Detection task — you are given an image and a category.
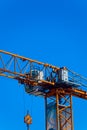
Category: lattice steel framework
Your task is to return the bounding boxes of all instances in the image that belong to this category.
[56,93,73,130]
[45,90,73,130]
[0,50,87,130]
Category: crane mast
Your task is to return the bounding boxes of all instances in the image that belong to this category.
[0,50,87,130]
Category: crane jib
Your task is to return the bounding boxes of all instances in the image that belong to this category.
[0,50,87,98]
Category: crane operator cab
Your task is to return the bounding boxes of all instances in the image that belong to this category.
[30,69,44,80]
[24,69,44,95]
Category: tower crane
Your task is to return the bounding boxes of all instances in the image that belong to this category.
[0,50,87,130]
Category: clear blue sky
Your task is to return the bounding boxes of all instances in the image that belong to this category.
[0,0,87,130]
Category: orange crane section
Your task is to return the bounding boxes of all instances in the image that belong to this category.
[0,50,87,130]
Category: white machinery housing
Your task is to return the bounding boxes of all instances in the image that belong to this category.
[58,68,68,82]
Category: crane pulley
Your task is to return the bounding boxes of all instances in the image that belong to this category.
[24,111,32,130]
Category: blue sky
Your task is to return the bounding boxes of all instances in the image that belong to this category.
[0,0,87,130]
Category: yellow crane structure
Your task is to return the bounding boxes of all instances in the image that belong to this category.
[0,50,87,130]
